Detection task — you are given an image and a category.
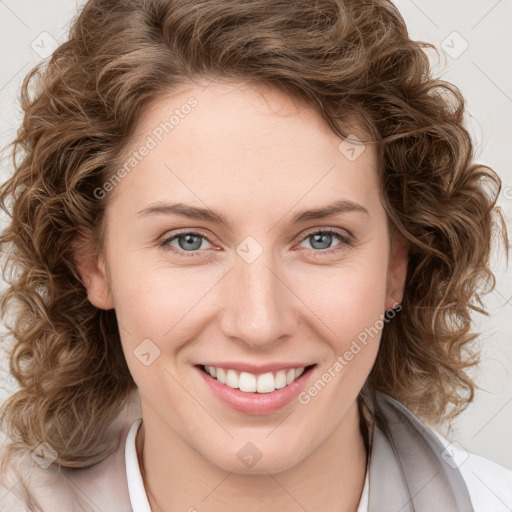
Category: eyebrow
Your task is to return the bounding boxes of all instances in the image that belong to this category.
[136,199,369,228]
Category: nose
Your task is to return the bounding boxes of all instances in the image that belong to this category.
[218,247,297,349]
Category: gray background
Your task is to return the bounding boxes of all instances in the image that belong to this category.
[0,0,511,469]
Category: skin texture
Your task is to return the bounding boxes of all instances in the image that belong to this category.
[75,81,408,512]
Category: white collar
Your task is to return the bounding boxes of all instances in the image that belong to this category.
[125,418,151,512]
[125,418,369,512]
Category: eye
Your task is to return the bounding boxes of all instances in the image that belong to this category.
[160,230,214,257]
[296,228,353,256]
[159,228,354,258]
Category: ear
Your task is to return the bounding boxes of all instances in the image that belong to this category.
[385,228,408,311]
[72,231,114,310]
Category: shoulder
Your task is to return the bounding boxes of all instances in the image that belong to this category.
[432,429,512,512]
[0,418,134,512]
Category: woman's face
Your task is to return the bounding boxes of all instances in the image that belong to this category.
[79,80,407,474]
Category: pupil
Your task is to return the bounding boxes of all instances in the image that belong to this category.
[180,234,201,251]
[312,233,331,250]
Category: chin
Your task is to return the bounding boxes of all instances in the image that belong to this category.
[205,442,308,475]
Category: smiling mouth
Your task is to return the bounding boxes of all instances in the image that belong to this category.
[197,364,316,394]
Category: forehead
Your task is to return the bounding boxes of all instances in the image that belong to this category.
[131,80,371,158]
[108,81,380,218]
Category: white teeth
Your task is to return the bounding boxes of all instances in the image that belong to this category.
[239,372,257,392]
[256,372,275,393]
[204,365,308,393]
[216,367,226,384]
[225,369,239,389]
[275,370,287,389]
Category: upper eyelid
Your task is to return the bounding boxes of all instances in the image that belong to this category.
[300,226,352,239]
[161,228,214,244]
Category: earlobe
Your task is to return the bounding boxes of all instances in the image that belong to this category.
[385,230,409,311]
[72,233,114,310]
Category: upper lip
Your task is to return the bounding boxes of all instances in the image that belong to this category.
[198,362,315,375]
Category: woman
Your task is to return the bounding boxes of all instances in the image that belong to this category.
[0,0,510,511]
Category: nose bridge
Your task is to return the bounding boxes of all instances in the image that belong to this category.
[220,242,295,347]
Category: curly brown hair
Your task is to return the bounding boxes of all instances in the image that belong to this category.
[0,0,508,509]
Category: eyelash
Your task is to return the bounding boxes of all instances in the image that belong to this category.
[159,228,354,258]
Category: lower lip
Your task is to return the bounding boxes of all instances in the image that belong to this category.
[196,365,315,415]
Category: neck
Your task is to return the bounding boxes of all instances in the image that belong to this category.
[136,401,368,512]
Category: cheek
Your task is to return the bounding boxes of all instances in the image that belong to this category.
[294,254,389,346]
[107,255,229,390]
[107,246,208,329]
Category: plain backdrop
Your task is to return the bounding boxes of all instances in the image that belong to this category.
[0,0,511,470]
